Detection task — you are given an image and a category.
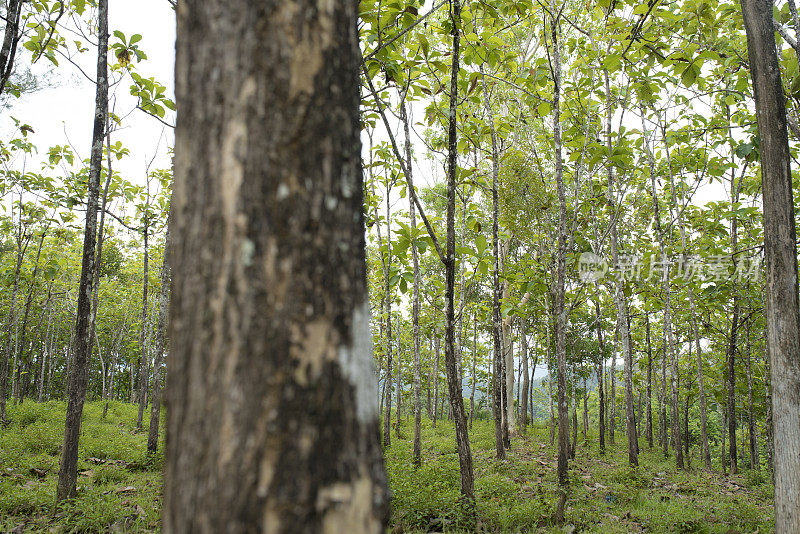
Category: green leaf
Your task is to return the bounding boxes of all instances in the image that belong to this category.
[537,102,551,117]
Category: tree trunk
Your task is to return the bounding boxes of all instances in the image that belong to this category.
[520,322,529,430]
[483,64,505,461]
[660,117,711,470]
[444,0,474,502]
[645,312,653,449]
[404,99,422,468]
[137,215,150,430]
[147,226,170,454]
[740,1,800,527]
[550,7,570,490]
[726,109,740,474]
[0,221,28,423]
[383,191,393,447]
[433,332,439,429]
[594,293,606,454]
[469,315,477,428]
[56,0,108,501]
[164,1,388,529]
[745,316,758,470]
[0,0,23,97]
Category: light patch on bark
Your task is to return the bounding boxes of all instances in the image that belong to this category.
[290,318,336,385]
[276,0,335,96]
[257,447,277,498]
[338,300,378,424]
[318,474,380,534]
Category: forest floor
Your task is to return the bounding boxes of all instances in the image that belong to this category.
[386,416,774,533]
[0,402,774,533]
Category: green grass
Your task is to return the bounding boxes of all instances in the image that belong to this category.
[0,400,163,533]
[0,401,775,533]
[383,416,775,533]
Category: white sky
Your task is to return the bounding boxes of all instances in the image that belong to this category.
[5,0,176,192]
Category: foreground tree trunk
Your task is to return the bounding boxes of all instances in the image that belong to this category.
[164,1,388,530]
[56,0,108,502]
[741,1,800,529]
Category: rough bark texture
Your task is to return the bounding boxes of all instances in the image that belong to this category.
[165,1,388,531]
[444,0,474,502]
[55,0,108,501]
[551,10,569,489]
[741,0,800,529]
[0,0,23,96]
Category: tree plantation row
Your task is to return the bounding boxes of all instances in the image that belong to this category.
[0,0,799,532]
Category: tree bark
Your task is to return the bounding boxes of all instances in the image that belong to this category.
[483,64,505,461]
[444,0,474,502]
[164,0,388,530]
[740,0,800,528]
[550,6,570,490]
[56,0,108,502]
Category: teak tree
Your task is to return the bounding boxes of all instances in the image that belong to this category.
[164,0,388,531]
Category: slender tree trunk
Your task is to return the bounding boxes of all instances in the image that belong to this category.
[520,322,529,430]
[660,118,711,469]
[740,3,800,527]
[483,65,505,461]
[550,7,570,490]
[594,292,606,454]
[645,112,682,468]
[645,312,653,449]
[56,0,108,501]
[137,214,150,430]
[726,107,740,474]
[0,0,23,97]
[444,0,474,501]
[469,315,476,428]
[433,333,439,429]
[147,226,170,454]
[164,1,388,529]
[15,231,46,404]
[404,100,422,468]
[745,316,758,470]
[383,192,393,447]
[610,327,616,445]
[0,225,27,423]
